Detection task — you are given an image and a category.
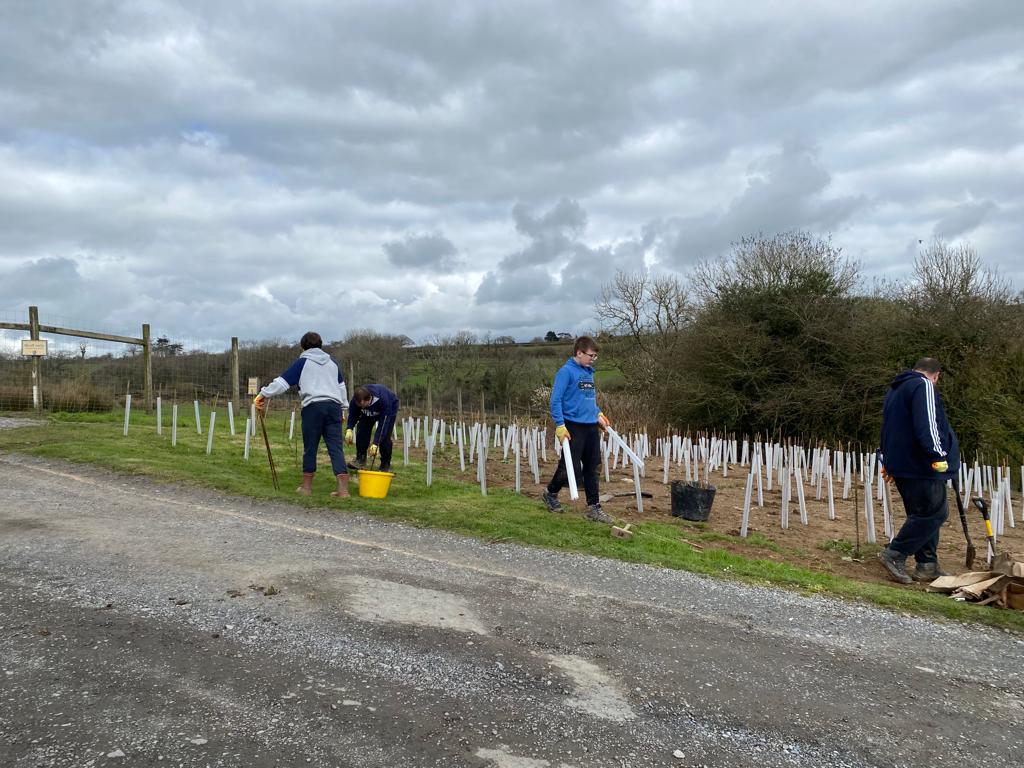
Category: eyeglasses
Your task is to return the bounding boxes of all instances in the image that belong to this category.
[581,351,598,359]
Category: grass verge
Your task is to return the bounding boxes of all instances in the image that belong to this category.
[2,410,1022,633]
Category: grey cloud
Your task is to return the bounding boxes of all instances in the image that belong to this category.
[657,142,867,267]
[0,256,81,304]
[933,200,997,240]
[383,232,460,270]
[475,266,555,305]
[513,198,587,239]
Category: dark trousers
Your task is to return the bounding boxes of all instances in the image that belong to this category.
[356,416,393,470]
[301,400,346,475]
[891,477,948,564]
[547,420,601,506]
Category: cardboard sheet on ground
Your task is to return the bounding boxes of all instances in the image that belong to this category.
[926,553,1024,610]
[957,575,1009,599]
[926,572,1001,593]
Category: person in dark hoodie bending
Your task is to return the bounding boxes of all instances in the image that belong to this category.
[254,332,350,498]
[346,384,399,472]
[878,357,960,584]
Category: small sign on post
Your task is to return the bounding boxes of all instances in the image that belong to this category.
[247,377,260,396]
[21,339,48,356]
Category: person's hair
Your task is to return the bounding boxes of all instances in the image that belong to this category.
[913,357,941,374]
[300,332,323,350]
[574,335,599,355]
[353,386,372,403]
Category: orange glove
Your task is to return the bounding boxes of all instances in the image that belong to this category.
[597,411,610,430]
[931,460,948,473]
[880,465,891,483]
[555,424,570,443]
[253,394,267,414]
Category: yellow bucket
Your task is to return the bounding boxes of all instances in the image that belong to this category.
[357,469,395,499]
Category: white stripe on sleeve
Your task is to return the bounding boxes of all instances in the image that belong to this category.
[923,379,946,457]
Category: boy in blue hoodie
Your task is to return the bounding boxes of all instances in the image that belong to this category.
[254,332,349,498]
[542,336,613,523]
[878,357,960,583]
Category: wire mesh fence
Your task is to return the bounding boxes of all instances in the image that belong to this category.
[0,307,579,421]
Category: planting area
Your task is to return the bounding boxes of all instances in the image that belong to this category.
[481,453,1024,587]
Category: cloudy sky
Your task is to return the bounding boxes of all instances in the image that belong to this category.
[1,0,1021,346]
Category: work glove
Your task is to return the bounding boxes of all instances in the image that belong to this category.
[368,443,379,457]
[880,466,891,483]
[345,428,354,445]
[597,411,611,430]
[253,394,267,414]
[555,424,570,443]
[931,460,948,473]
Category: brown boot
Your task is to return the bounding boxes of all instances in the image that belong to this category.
[296,472,314,496]
[331,473,350,498]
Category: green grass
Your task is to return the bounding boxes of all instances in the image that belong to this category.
[3,410,1023,633]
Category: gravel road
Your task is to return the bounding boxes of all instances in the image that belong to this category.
[2,452,1022,767]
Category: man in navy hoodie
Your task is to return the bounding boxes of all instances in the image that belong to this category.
[878,357,960,583]
[346,384,400,472]
[254,332,349,498]
[542,335,613,523]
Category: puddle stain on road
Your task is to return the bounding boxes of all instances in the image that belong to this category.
[345,576,489,635]
[544,653,636,722]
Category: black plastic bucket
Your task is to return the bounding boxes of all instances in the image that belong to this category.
[671,481,717,522]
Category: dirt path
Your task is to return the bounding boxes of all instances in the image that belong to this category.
[2,453,1023,767]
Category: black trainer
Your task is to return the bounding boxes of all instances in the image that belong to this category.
[585,503,612,524]
[878,548,913,584]
[542,490,562,513]
[913,562,951,582]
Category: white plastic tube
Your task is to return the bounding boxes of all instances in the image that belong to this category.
[562,437,579,500]
[604,426,644,470]
[740,471,754,538]
[457,425,465,471]
[206,411,216,455]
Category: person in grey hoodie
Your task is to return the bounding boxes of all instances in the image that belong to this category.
[254,331,350,497]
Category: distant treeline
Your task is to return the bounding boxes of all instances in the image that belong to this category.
[596,232,1024,462]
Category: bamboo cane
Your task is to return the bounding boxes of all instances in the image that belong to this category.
[257,408,280,490]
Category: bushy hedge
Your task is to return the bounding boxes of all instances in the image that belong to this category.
[597,234,1024,462]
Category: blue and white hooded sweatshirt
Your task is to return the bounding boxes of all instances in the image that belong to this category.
[550,357,599,425]
[259,348,347,409]
[880,370,959,481]
[346,384,399,445]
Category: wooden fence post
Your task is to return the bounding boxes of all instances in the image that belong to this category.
[231,336,240,406]
[29,306,41,410]
[142,323,153,412]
